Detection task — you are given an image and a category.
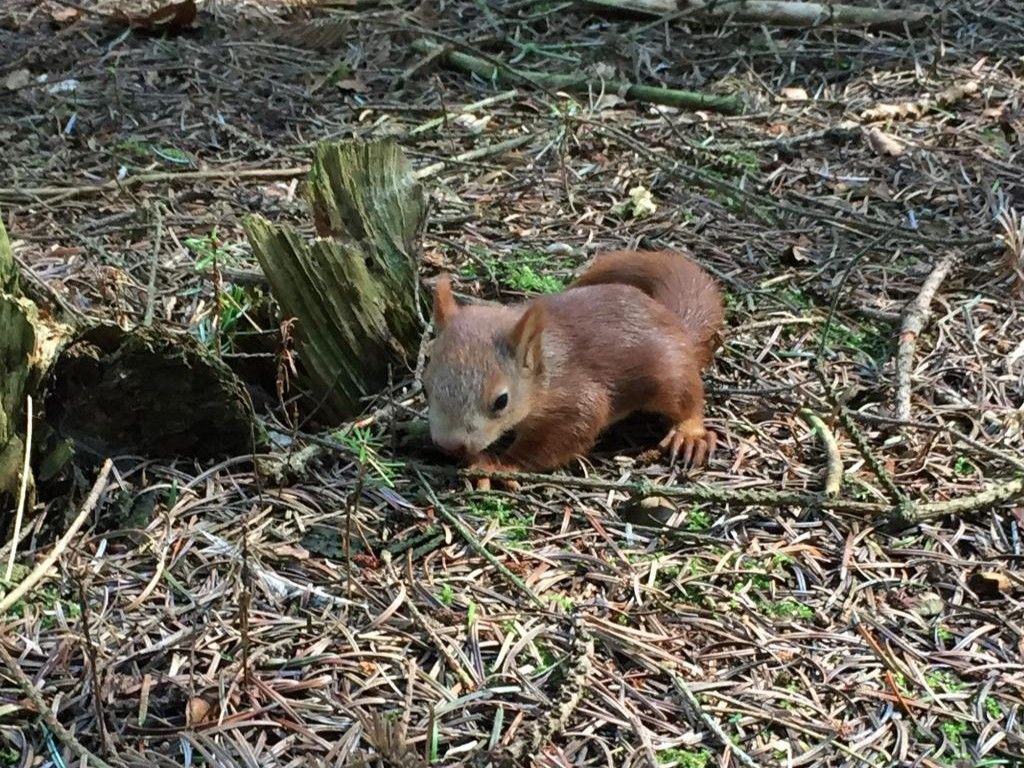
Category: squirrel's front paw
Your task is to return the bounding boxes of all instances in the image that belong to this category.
[659,421,716,469]
[467,455,522,492]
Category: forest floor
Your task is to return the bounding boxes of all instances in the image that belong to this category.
[2,0,1024,766]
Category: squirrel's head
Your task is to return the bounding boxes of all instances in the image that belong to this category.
[423,275,546,459]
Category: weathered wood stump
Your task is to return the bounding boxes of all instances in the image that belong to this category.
[0,214,258,525]
[243,138,427,421]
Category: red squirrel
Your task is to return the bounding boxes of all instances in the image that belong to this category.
[423,249,724,487]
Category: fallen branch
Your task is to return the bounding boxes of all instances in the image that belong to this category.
[414,468,545,609]
[893,253,959,422]
[486,621,593,767]
[0,459,112,616]
[411,38,744,114]
[0,640,116,768]
[663,664,757,768]
[798,407,843,497]
[0,166,309,203]
[912,476,1024,525]
[582,0,930,31]
[460,465,1023,528]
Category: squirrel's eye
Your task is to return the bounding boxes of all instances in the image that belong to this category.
[492,392,509,413]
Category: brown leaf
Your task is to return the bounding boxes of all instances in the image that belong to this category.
[865,127,906,157]
[110,0,197,31]
[186,696,213,726]
[968,570,1012,599]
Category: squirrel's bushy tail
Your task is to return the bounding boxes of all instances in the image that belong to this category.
[570,249,724,367]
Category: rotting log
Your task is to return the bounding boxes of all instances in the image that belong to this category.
[581,0,930,31]
[243,139,427,421]
[0,212,260,523]
[43,325,257,462]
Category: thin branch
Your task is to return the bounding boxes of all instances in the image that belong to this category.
[5,395,33,582]
[894,253,959,422]
[0,459,113,616]
[798,407,843,497]
[0,641,117,768]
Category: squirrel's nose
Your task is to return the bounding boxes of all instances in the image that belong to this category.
[436,438,468,457]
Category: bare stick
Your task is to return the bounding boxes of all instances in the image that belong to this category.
[5,395,33,582]
[798,407,843,497]
[0,166,309,202]
[582,0,929,31]
[894,253,959,422]
[663,664,757,768]
[0,459,112,616]
[0,641,117,768]
[415,132,541,179]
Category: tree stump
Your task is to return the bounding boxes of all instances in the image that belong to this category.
[0,214,259,524]
[243,138,427,421]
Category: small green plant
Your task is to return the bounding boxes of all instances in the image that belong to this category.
[953,455,976,476]
[936,626,953,642]
[185,228,239,272]
[656,747,711,768]
[824,319,889,363]
[759,598,813,621]
[437,583,456,607]
[927,669,965,693]
[471,495,533,543]
[115,136,150,158]
[940,719,968,743]
[685,507,710,531]
[892,672,910,694]
[152,145,190,165]
[461,248,566,294]
[5,584,81,630]
[545,593,575,612]
[984,697,1003,719]
[534,643,558,674]
[334,426,403,487]
[0,747,18,767]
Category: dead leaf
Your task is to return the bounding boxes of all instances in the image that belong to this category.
[782,234,813,265]
[4,69,31,91]
[334,78,368,94]
[110,0,198,31]
[271,543,310,560]
[186,696,213,726]
[50,6,83,24]
[594,93,625,111]
[454,113,490,134]
[968,570,1012,599]
[911,591,944,618]
[781,87,808,101]
[866,127,906,157]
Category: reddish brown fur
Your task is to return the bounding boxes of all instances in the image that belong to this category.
[424,249,725,484]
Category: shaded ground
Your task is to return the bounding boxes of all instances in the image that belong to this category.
[2,0,1024,766]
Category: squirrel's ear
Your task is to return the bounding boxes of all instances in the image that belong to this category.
[508,303,545,371]
[432,274,457,329]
